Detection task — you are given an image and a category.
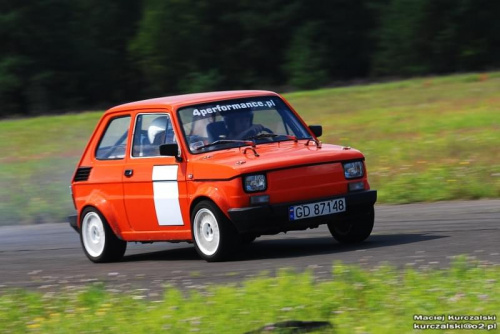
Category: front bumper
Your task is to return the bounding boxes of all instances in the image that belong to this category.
[228,190,377,234]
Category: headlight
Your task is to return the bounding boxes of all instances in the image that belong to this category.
[343,161,364,179]
[244,174,267,192]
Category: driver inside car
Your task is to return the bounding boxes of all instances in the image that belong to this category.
[223,109,266,140]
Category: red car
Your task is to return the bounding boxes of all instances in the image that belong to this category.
[69,91,376,262]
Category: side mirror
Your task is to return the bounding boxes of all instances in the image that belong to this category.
[159,143,182,162]
[309,125,322,138]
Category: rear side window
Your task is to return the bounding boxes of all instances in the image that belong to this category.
[95,116,131,160]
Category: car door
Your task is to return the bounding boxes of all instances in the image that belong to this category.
[122,112,189,234]
[89,114,131,230]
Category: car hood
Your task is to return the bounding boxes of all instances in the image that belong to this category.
[188,140,364,180]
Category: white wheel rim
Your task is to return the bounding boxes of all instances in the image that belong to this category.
[82,212,105,258]
[193,208,220,256]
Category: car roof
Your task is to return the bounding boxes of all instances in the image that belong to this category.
[107,90,279,113]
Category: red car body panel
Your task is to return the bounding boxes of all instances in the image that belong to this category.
[70,90,376,247]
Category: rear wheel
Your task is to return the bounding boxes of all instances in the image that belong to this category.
[80,208,127,263]
[328,207,374,243]
[192,201,238,262]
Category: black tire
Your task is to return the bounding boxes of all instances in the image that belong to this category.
[79,207,127,263]
[327,207,374,243]
[191,201,239,262]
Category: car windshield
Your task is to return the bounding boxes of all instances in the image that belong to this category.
[178,96,311,153]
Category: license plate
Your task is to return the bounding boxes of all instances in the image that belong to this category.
[289,198,346,221]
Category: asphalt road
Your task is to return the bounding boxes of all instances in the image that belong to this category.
[0,200,498,297]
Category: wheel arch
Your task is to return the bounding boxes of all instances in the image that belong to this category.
[189,194,237,231]
[189,185,232,219]
[78,191,124,239]
[190,196,213,217]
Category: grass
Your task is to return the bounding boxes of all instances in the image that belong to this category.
[1,72,499,225]
[0,259,498,333]
[0,112,100,225]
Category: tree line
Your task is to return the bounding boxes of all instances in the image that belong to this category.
[1,0,498,117]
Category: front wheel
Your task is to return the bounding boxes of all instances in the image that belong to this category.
[80,208,127,263]
[327,207,374,243]
[191,201,238,262]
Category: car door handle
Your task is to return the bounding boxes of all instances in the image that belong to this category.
[124,169,134,177]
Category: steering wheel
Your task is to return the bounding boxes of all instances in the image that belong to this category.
[247,126,273,138]
[239,125,274,140]
[245,126,275,142]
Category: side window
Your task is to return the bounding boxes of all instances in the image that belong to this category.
[132,114,176,157]
[95,116,130,160]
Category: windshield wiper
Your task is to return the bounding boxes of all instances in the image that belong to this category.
[195,139,254,151]
[250,133,303,142]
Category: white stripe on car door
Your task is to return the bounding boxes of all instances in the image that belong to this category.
[152,165,184,226]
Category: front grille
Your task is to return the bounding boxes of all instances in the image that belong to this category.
[73,167,92,182]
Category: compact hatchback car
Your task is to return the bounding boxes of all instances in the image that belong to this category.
[69,91,377,262]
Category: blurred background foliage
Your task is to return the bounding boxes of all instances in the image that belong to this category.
[1,0,499,117]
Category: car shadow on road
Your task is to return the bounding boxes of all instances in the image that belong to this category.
[121,233,446,262]
[122,245,199,262]
[236,233,446,261]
